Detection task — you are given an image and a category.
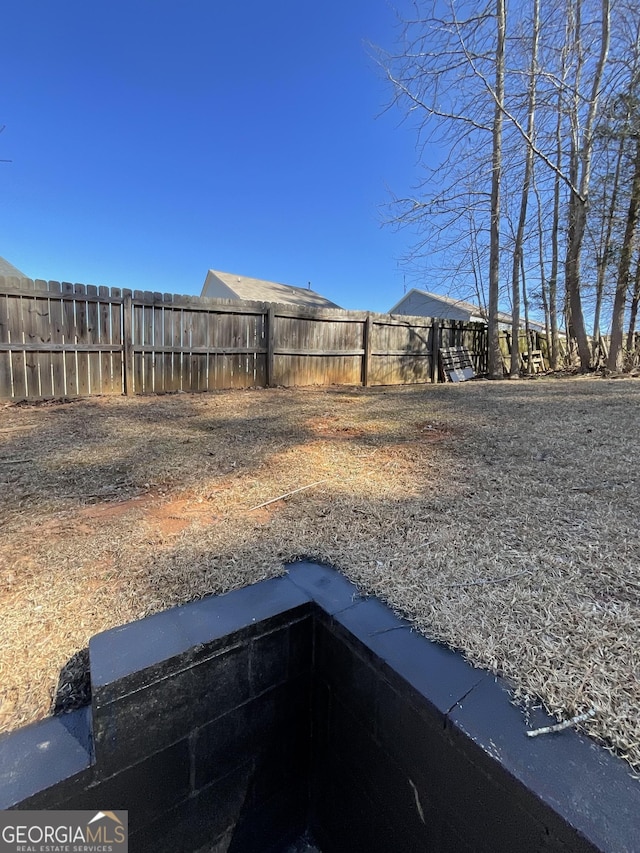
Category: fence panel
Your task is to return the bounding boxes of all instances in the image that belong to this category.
[0,277,126,398]
[272,311,364,386]
[369,317,433,385]
[125,295,269,394]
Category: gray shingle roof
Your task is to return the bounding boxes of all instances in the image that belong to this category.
[203,270,341,309]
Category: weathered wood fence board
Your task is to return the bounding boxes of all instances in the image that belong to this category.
[0,276,490,400]
[48,281,65,397]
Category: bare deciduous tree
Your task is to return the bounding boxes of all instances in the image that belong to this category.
[381,0,640,374]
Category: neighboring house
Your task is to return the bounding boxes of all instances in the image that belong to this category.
[0,256,29,280]
[201,269,341,309]
[389,288,546,333]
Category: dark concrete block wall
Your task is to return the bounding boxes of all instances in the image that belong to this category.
[301,570,640,853]
[0,577,315,853]
[312,616,569,852]
[0,561,638,853]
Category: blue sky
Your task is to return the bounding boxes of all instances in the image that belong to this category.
[0,0,422,313]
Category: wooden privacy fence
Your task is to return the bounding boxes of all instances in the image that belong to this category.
[0,276,488,400]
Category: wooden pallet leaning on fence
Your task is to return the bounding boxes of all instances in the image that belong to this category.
[438,346,476,382]
[520,349,546,374]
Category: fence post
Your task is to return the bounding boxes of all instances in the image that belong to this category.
[362,314,373,387]
[266,305,275,387]
[430,319,441,384]
[123,291,134,396]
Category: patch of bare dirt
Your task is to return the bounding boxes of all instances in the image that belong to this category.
[304,415,367,439]
[414,421,460,441]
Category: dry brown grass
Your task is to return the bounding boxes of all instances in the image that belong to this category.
[1,377,639,767]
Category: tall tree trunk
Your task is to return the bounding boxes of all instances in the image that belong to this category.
[548,83,565,369]
[521,253,533,373]
[593,134,626,344]
[564,0,611,371]
[626,253,640,351]
[488,0,506,379]
[509,0,539,378]
[607,134,640,370]
[533,173,552,363]
[564,0,583,365]
[565,203,592,367]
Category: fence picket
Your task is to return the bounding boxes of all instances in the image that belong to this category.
[111,288,124,394]
[7,280,27,398]
[85,285,100,394]
[123,290,134,396]
[21,279,41,398]
[74,284,90,396]
[32,280,53,397]
[152,293,164,392]
[162,294,175,391]
[98,286,113,393]
[0,282,11,398]
[142,293,154,393]
[61,283,78,396]
[47,282,65,396]
[172,304,183,390]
